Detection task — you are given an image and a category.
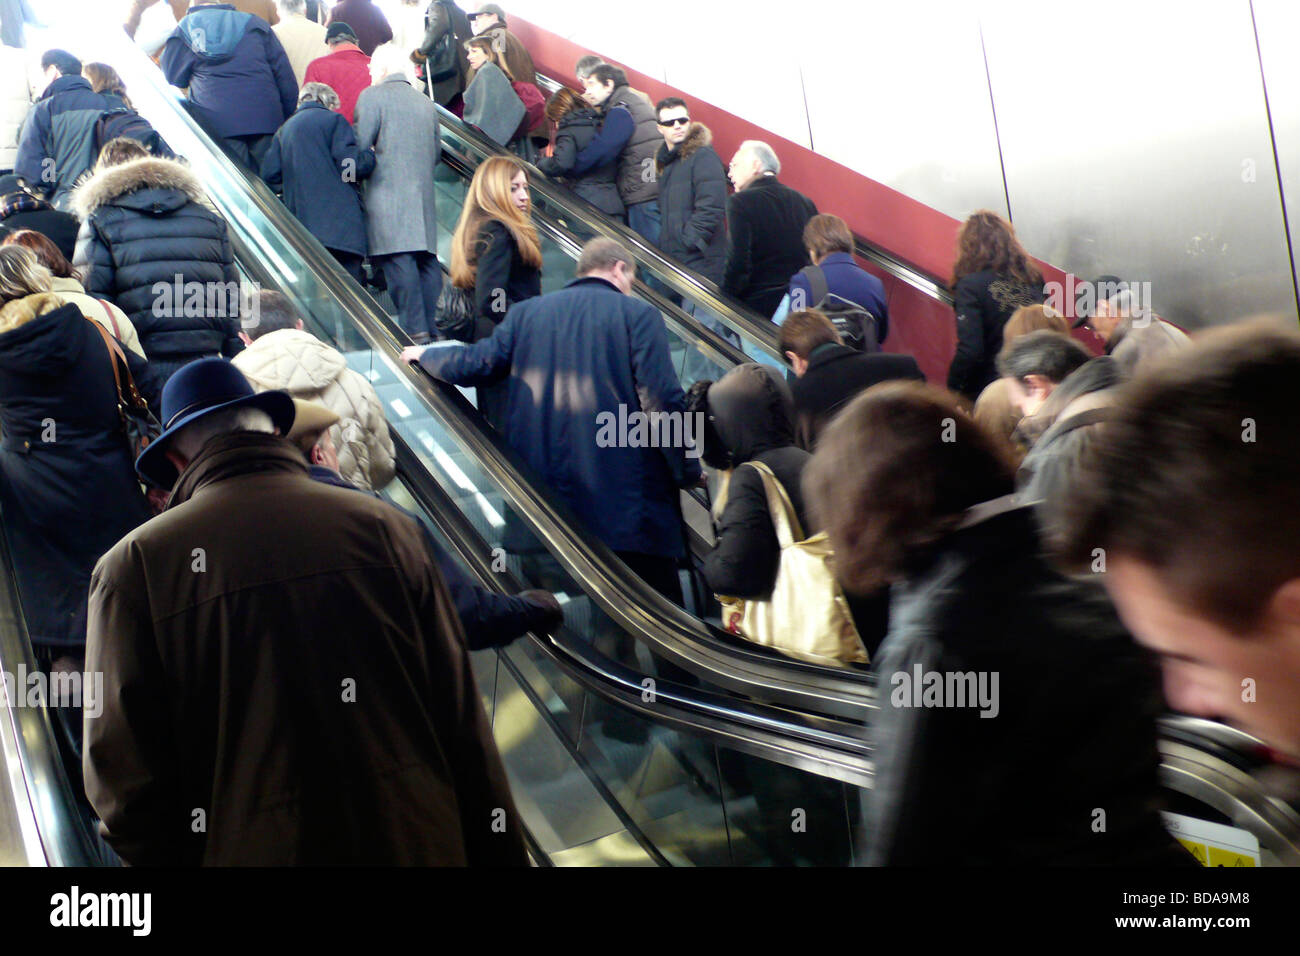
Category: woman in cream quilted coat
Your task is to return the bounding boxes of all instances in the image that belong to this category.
[232,293,395,491]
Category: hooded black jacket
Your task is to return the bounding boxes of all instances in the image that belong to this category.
[701,364,813,598]
[72,156,243,380]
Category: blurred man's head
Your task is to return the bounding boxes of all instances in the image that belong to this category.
[804,381,1018,595]
[470,4,505,33]
[576,237,635,295]
[575,55,604,82]
[582,64,624,108]
[656,97,691,148]
[325,21,359,47]
[778,309,840,377]
[241,289,304,344]
[996,330,1092,418]
[40,49,81,86]
[1059,322,1300,760]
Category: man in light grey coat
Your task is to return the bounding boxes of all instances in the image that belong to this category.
[354,52,442,342]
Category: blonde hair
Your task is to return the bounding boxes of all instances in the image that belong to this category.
[0,246,53,302]
[449,156,542,289]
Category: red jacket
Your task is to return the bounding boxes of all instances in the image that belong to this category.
[304,45,371,124]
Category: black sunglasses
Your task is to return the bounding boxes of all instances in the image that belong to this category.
[658,116,691,127]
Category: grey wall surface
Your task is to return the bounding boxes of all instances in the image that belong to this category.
[516,0,1300,328]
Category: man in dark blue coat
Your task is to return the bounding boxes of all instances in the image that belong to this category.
[160,0,298,170]
[14,50,115,211]
[262,82,375,282]
[404,237,702,602]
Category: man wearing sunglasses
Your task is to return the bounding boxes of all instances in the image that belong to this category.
[653,96,727,289]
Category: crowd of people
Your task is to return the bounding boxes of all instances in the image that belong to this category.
[0,0,1294,868]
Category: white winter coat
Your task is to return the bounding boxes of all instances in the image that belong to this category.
[232,328,396,490]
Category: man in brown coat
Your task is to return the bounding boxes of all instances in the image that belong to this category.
[84,358,527,866]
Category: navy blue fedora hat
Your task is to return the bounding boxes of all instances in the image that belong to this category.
[135,358,296,489]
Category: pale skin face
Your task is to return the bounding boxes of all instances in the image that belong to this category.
[582,77,614,108]
[1086,300,1125,342]
[1004,373,1055,418]
[471,12,499,35]
[509,169,530,213]
[728,149,763,191]
[657,105,691,148]
[465,45,489,71]
[1105,556,1300,763]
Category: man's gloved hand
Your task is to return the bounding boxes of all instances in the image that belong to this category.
[519,589,564,632]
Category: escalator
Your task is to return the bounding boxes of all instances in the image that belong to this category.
[0,32,1291,867]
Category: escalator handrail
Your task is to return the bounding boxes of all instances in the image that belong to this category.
[0,502,100,866]
[530,72,956,308]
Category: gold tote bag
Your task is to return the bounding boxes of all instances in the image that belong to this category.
[715,461,870,666]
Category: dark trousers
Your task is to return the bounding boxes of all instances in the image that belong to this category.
[330,248,365,285]
[376,251,442,342]
[223,133,273,174]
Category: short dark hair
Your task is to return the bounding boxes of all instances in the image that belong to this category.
[779,309,839,361]
[996,330,1092,384]
[41,49,81,77]
[587,64,625,89]
[575,55,604,78]
[804,381,1019,594]
[245,290,301,340]
[656,96,688,118]
[1059,321,1300,631]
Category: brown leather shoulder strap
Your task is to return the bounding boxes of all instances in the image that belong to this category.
[88,318,147,411]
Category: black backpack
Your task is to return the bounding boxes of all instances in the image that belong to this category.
[797,264,880,352]
[94,108,172,159]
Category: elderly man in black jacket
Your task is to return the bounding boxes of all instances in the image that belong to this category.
[722,141,817,316]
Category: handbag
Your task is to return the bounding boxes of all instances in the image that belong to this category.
[433,282,477,342]
[89,320,161,459]
[714,460,869,666]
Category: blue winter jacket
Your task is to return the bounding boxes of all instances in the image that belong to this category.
[160,3,298,139]
[14,75,116,209]
[419,276,701,559]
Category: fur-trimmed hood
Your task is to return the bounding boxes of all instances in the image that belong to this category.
[72,157,209,219]
[656,122,713,172]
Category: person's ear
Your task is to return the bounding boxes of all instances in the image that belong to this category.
[295,319,304,330]
[308,444,325,466]
[238,331,252,346]
[784,350,798,366]
[1267,579,1300,628]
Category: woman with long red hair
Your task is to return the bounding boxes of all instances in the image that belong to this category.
[945,210,1045,400]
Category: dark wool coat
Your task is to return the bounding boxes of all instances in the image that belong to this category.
[722,175,817,316]
[420,276,700,559]
[469,219,541,339]
[865,503,1196,866]
[655,123,728,284]
[261,100,375,257]
[84,431,528,866]
[536,106,624,218]
[160,3,298,140]
[946,268,1045,399]
[72,157,243,381]
[0,296,157,649]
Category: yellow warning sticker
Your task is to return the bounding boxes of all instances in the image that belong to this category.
[1207,846,1257,867]
[1177,839,1209,865]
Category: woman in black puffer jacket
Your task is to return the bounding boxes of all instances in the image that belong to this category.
[537,87,625,221]
[72,140,243,382]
